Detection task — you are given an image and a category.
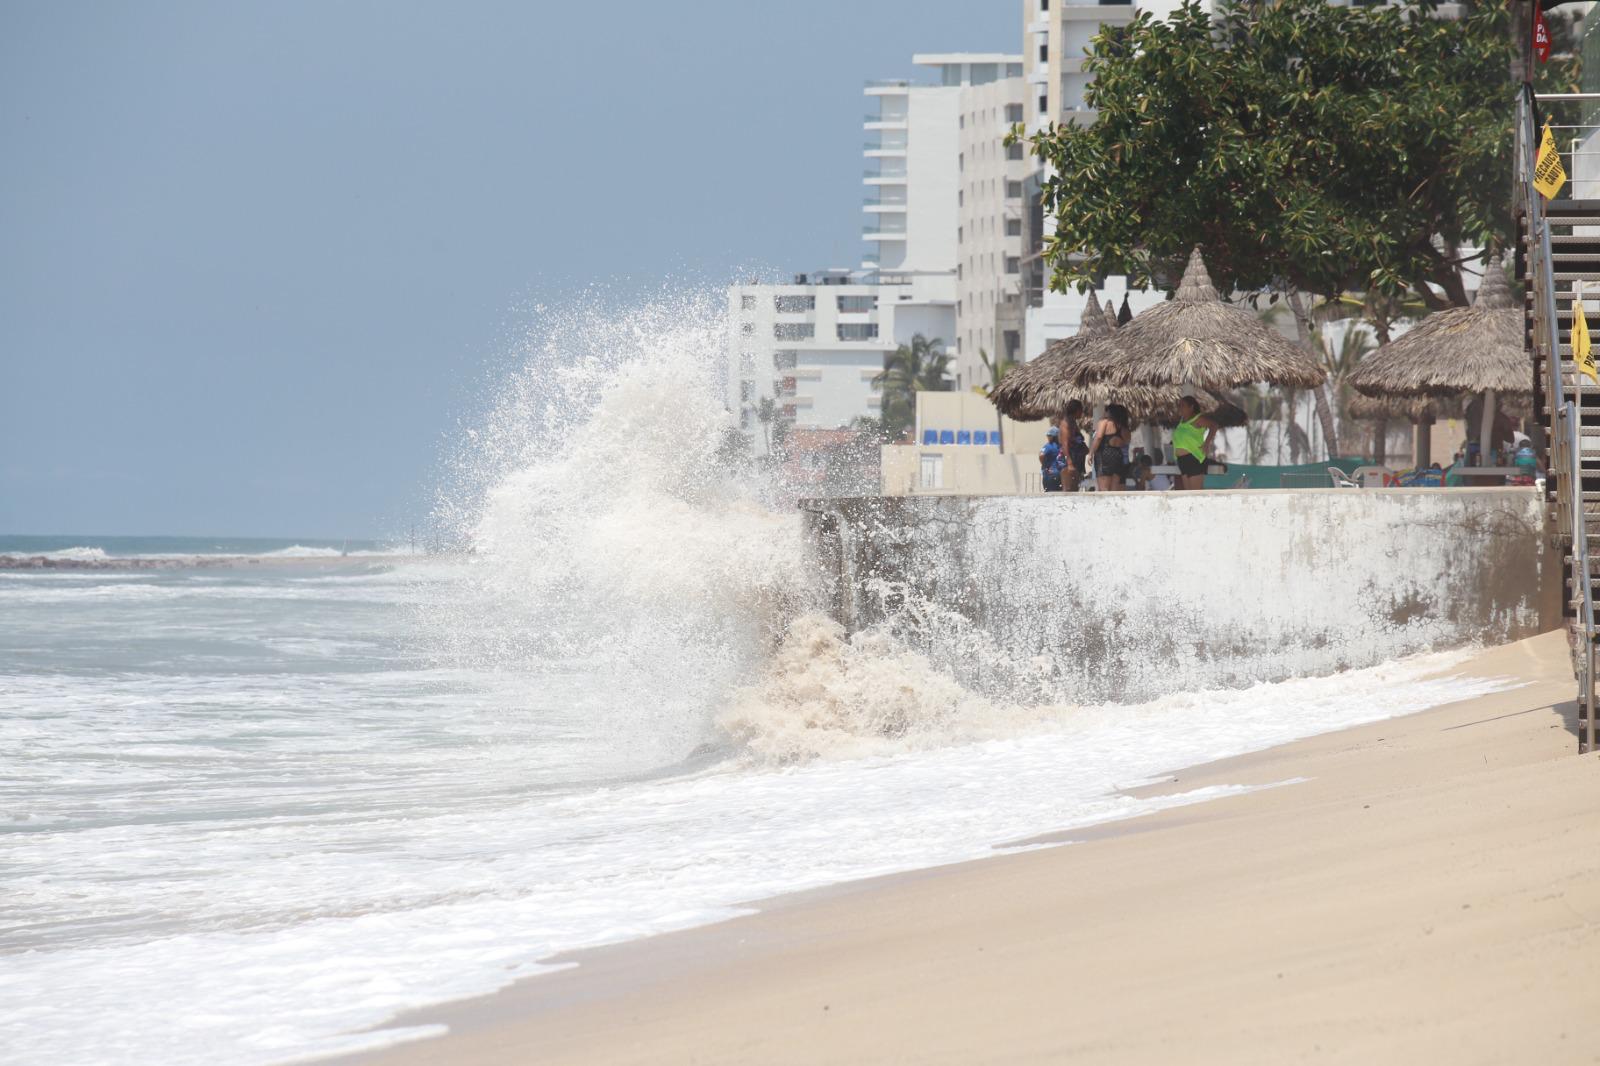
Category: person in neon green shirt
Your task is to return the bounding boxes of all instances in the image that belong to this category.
[1172,395,1220,490]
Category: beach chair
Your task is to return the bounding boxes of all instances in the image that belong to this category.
[972,430,988,446]
[1328,467,1359,488]
[921,429,938,445]
[939,430,955,445]
[956,430,972,445]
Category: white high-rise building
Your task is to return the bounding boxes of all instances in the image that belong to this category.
[953,68,1028,392]
[862,55,1024,357]
[1020,0,1160,359]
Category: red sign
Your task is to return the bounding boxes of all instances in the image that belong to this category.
[1534,10,1551,63]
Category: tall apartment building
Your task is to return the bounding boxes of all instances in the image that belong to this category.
[953,68,1028,392]
[1019,0,1159,359]
[863,55,1024,359]
[726,271,900,455]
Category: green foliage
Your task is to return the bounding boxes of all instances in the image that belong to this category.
[873,334,951,438]
[1027,0,1530,309]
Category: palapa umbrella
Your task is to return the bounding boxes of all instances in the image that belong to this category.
[988,289,1183,423]
[1347,254,1527,464]
[1096,247,1328,393]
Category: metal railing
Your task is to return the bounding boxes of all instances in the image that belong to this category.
[1521,86,1597,748]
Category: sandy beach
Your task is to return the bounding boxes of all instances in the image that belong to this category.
[343,630,1600,1066]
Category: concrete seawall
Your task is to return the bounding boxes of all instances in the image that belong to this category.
[801,488,1561,704]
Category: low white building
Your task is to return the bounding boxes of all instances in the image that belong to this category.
[727,271,903,454]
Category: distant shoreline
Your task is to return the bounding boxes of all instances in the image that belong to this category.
[0,553,435,571]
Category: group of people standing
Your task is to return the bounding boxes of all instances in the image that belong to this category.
[1038,397,1221,493]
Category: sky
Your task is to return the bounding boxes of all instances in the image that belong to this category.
[0,1,1013,539]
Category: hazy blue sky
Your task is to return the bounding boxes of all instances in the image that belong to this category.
[1,1,1012,539]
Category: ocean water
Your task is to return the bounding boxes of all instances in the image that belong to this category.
[0,295,1517,1066]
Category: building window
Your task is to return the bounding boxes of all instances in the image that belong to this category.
[1038,44,1047,63]
[774,349,799,370]
[837,323,879,341]
[958,152,964,172]
[1006,218,1022,237]
[958,190,964,207]
[1038,94,1047,113]
[1006,103,1023,124]
[740,322,754,336]
[1006,256,1021,274]
[919,454,944,490]
[1007,141,1024,161]
[740,408,751,430]
[739,352,756,373]
[740,294,756,310]
[959,114,965,129]
[1004,330,1021,360]
[774,323,814,340]
[836,294,877,313]
[1006,181,1023,199]
[774,294,815,313]
[739,380,756,402]
[957,226,963,244]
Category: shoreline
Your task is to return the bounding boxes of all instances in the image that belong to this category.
[332,630,1600,1065]
[0,553,432,572]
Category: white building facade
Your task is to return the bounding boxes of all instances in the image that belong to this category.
[1020,0,1164,360]
[727,271,902,455]
[953,68,1028,391]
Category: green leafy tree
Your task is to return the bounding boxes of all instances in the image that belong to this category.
[873,334,951,439]
[1021,0,1571,456]
[1028,0,1523,306]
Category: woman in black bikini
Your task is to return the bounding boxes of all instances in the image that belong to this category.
[1089,403,1131,492]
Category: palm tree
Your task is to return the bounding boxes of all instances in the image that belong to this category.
[974,347,1018,396]
[873,334,951,438]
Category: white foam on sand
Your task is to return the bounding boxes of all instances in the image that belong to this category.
[0,651,1513,1066]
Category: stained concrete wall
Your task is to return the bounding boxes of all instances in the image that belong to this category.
[801,488,1561,705]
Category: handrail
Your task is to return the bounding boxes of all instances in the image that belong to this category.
[1523,83,1598,750]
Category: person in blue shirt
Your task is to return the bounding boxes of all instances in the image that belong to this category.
[1039,425,1069,492]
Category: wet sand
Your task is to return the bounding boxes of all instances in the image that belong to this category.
[341,630,1600,1065]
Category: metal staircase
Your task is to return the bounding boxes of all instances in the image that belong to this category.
[1519,88,1599,753]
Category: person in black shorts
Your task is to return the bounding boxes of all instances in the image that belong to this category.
[1058,400,1088,492]
[1172,395,1221,490]
[1089,403,1131,492]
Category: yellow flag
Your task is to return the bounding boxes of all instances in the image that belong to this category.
[1535,122,1567,200]
[1574,290,1597,385]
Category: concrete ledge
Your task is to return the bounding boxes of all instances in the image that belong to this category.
[801,488,1561,704]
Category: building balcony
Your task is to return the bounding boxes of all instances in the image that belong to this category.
[863,168,908,181]
[864,79,913,96]
[862,203,908,214]
[1059,3,1134,20]
[863,115,909,130]
[864,147,908,158]
[862,192,908,206]
[863,228,908,241]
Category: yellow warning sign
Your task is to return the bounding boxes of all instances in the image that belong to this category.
[1535,122,1567,200]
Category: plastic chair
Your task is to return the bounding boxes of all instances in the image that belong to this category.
[956,430,972,445]
[972,430,988,446]
[921,429,938,445]
[939,430,955,445]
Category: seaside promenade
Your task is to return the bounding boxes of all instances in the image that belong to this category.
[349,630,1600,1066]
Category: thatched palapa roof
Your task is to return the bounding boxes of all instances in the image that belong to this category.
[1347,255,1529,398]
[1097,247,1327,391]
[1346,393,1463,422]
[988,291,1185,422]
